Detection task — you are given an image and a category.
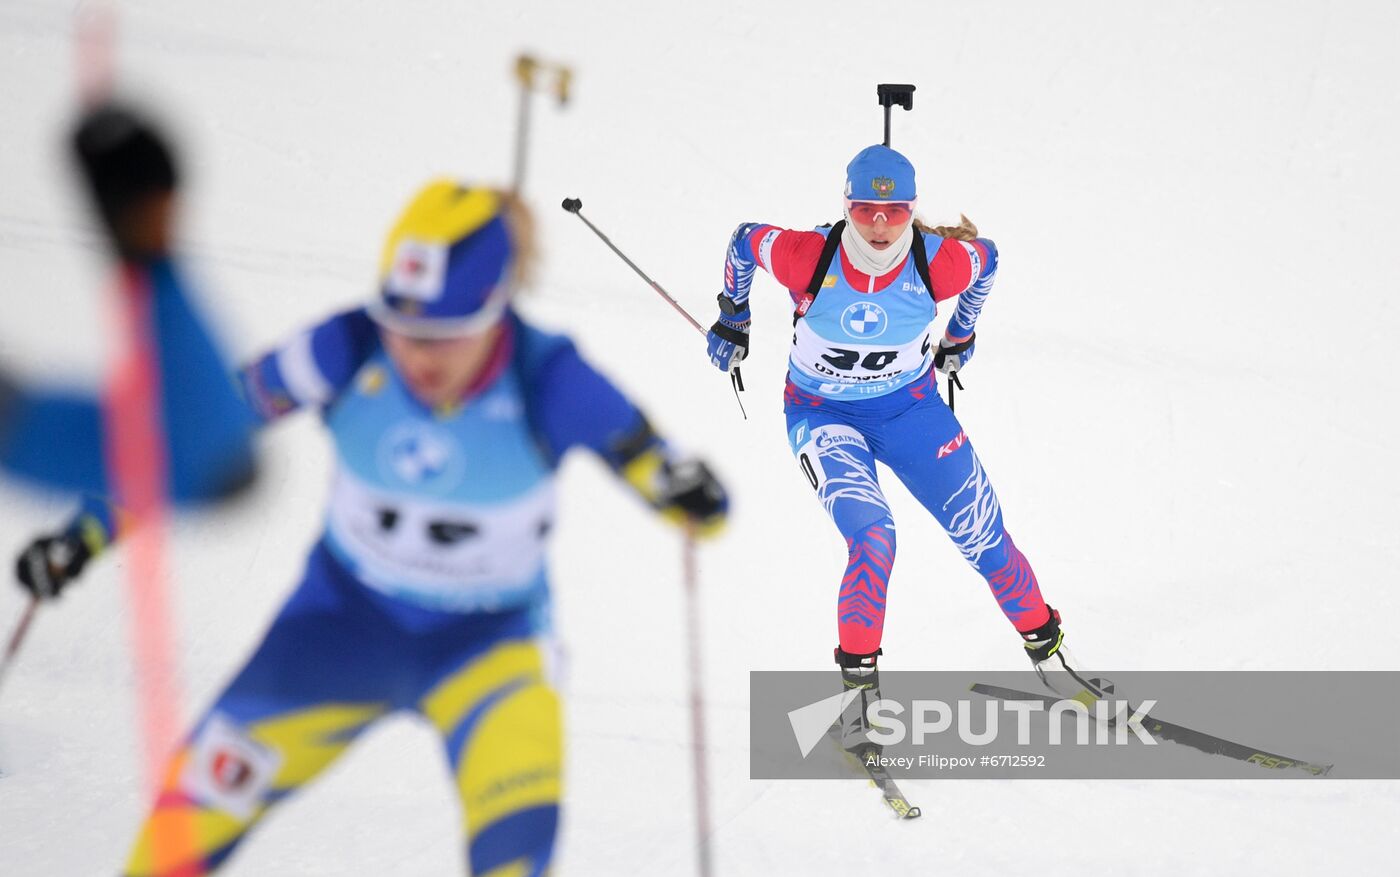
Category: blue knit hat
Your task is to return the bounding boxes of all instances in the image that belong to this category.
[845,145,916,201]
[370,180,515,338]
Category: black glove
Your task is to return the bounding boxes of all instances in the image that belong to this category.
[934,332,976,376]
[71,102,179,259]
[656,459,729,533]
[15,533,93,601]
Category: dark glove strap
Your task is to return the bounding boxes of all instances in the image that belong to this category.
[944,331,976,354]
[709,320,750,348]
[835,646,883,668]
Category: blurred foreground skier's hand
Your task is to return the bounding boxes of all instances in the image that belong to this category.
[623,447,729,537]
[15,532,94,601]
[655,458,729,536]
[71,102,179,261]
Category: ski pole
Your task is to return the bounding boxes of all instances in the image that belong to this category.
[75,0,117,107]
[0,598,39,700]
[72,10,200,866]
[511,54,573,195]
[681,528,713,877]
[947,371,963,412]
[561,198,748,417]
[561,198,706,335]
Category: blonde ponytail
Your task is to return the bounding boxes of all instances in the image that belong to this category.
[915,212,979,242]
[495,189,539,292]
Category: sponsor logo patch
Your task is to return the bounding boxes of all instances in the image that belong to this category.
[937,430,968,459]
[378,422,465,493]
[840,302,889,339]
[788,420,810,453]
[211,749,255,793]
[815,430,865,450]
[357,365,387,395]
[965,242,983,284]
[385,238,448,301]
[183,714,282,820]
[758,229,781,269]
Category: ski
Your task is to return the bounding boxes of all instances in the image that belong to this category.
[825,724,922,819]
[970,682,1333,776]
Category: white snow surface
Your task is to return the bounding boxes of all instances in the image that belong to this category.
[2,1,1399,874]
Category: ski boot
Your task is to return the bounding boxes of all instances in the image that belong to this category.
[834,647,885,753]
[1020,607,1118,709]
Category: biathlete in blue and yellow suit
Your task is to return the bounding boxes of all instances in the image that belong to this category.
[19,180,728,876]
[705,146,1104,747]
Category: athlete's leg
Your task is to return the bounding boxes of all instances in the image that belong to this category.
[786,405,898,656]
[418,635,561,877]
[123,547,394,877]
[877,389,1052,634]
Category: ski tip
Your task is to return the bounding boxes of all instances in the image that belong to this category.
[884,796,921,819]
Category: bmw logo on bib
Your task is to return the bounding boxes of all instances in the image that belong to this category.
[841,301,888,339]
[379,422,464,494]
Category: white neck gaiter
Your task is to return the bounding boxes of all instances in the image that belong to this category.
[840,218,914,290]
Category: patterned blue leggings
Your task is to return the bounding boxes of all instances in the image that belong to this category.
[785,372,1050,655]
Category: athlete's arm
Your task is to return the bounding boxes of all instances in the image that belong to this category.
[720,223,829,310]
[236,307,381,423]
[526,338,728,531]
[0,387,108,497]
[927,235,999,342]
[23,307,381,571]
[0,261,256,502]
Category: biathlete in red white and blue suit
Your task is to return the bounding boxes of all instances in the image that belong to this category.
[705,145,1102,743]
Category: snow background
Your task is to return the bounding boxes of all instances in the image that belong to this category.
[2,0,1398,873]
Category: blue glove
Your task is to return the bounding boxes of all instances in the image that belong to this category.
[707,297,750,372]
[934,333,975,376]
